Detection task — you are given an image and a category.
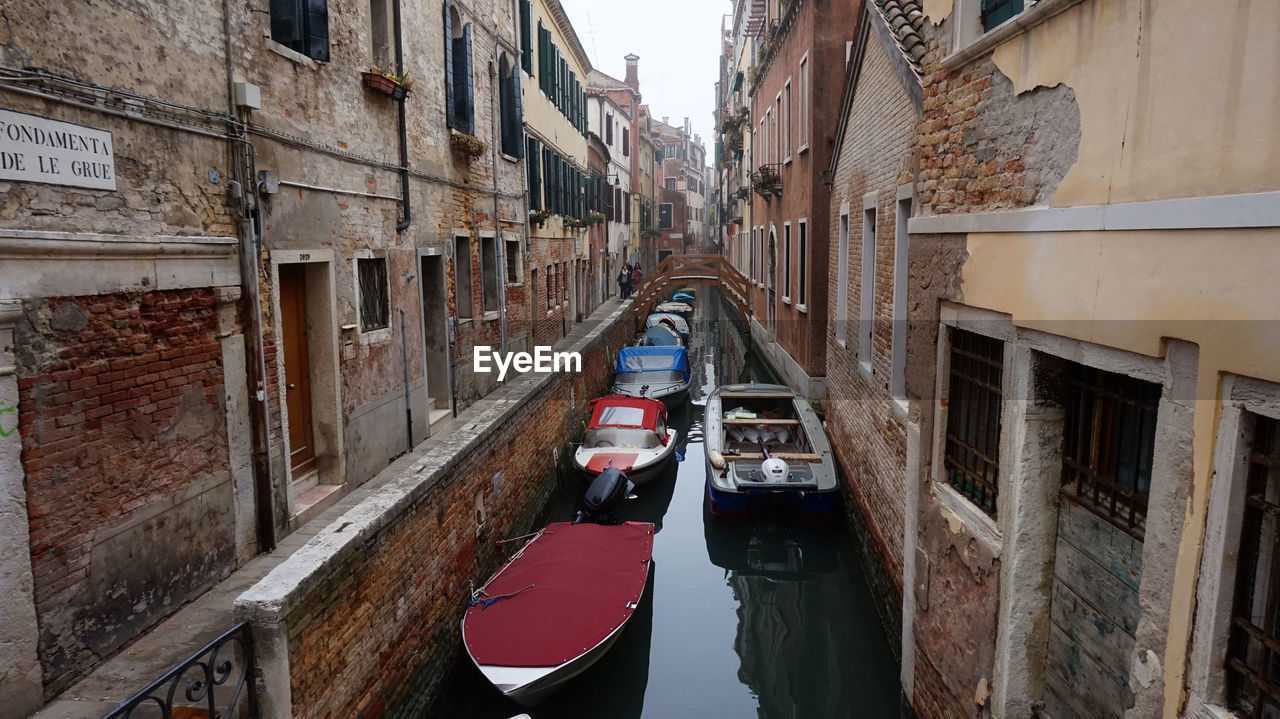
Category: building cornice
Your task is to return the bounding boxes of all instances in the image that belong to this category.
[545,0,592,72]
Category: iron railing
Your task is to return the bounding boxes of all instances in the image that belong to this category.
[101,621,257,719]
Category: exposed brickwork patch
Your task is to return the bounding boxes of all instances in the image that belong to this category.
[15,288,232,696]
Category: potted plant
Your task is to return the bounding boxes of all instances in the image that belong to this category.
[734,186,751,201]
[362,64,413,100]
[529,208,552,229]
[641,227,661,242]
[563,216,585,230]
[753,165,782,198]
[451,131,487,161]
[584,211,606,226]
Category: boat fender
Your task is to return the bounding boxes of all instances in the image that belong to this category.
[709,450,726,469]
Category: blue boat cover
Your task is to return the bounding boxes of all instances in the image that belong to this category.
[672,292,695,302]
[616,346,690,379]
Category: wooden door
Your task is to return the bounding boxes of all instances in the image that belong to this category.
[279,264,316,476]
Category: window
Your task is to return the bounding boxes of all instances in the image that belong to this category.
[665,178,677,191]
[859,206,877,365]
[773,96,781,164]
[797,219,807,306]
[798,54,810,150]
[499,55,524,158]
[1061,364,1161,538]
[546,264,553,309]
[519,0,533,73]
[444,5,474,133]
[357,256,389,331]
[749,227,757,281]
[454,235,473,319]
[982,0,1024,31]
[269,0,330,62]
[658,203,673,230]
[370,0,391,65]
[606,114,614,145]
[481,235,499,313]
[783,80,792,161]
[759,117,767,168]
[622,128,630,156]
[782,222,792,301]
[890,197,911,398]
[505,239,521,283]
[943,329,1004,516]
[1227,416,1280,716]
[624,192,631,225]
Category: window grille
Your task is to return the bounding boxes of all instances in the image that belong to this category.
[357,257,389,331]
[1227,415,1280,717]
[481,237,499,312]
[454,236,473,319]
[943,329,1004,516]
[1060,364,1160,539]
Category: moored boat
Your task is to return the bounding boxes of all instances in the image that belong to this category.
[644,312,691,343]
[637,323,682,347]
[462,495,655,706]
[574,395,678,484]
[612,346,691,407]
[672,291,695,304]
[653,300,693,318]
[703,383,839,520]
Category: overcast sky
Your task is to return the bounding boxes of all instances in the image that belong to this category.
[557,0,727,163]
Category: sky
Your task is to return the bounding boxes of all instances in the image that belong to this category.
[556,0,728,163]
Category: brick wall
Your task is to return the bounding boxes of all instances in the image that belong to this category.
[15,289,233,696]
[245,302,639,718]
[914,28,1079,216]
[824,19,920,596]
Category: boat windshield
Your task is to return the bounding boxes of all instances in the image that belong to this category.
[616,369,686,384]
[583,427,664,449]
[596,406,646,426]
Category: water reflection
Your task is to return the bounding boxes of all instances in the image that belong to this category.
[431,289,902,718]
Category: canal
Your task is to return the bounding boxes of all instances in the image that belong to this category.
[435,289,905,718]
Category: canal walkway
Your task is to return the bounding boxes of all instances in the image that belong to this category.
[31,298,631,719]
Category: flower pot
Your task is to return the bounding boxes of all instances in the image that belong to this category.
[362,72,399,97]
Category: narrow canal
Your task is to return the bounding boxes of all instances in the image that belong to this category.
[435,289,904,718]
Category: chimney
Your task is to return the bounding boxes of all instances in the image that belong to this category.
[624,54,640,92]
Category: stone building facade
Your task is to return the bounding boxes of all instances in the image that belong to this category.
[0,0,536,708]
[820,1,1280,718]
[743,0,861,398]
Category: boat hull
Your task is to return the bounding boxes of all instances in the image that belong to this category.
[462,522,654,706]
[612,379,690,408]
[574,431,677,486]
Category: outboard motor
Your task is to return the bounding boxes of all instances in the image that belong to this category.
[762,457,790,483]
[574,467,634,525]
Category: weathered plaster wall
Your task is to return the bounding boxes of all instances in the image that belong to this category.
[991,0,1280,207]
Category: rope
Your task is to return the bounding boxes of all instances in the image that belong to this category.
[468,583,535,610]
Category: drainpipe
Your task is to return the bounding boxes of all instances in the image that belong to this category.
[393,0,411,233]
[399,308,413,450]
[224,0,276,551]
[488,55,507,354]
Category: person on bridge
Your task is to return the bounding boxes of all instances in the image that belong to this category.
[633,264,644,286]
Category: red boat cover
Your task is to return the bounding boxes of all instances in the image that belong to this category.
[587,395,666,430]
[464,521,654,667]
[585,452,639,473]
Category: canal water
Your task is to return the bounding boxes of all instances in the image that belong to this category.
[434,289,904,718]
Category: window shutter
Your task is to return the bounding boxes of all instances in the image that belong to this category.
[537,23,547,92]
[270,0,303,50]
[520,1,533,73]
[443,3,455,129]
[461,24,475,134]
[304,0,329,61]
[501,64,517,157]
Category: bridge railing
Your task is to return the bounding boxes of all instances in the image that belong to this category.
[633,254,752,323]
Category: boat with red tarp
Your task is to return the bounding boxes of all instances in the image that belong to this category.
[462,518,655,706]
[573,395,678,485]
